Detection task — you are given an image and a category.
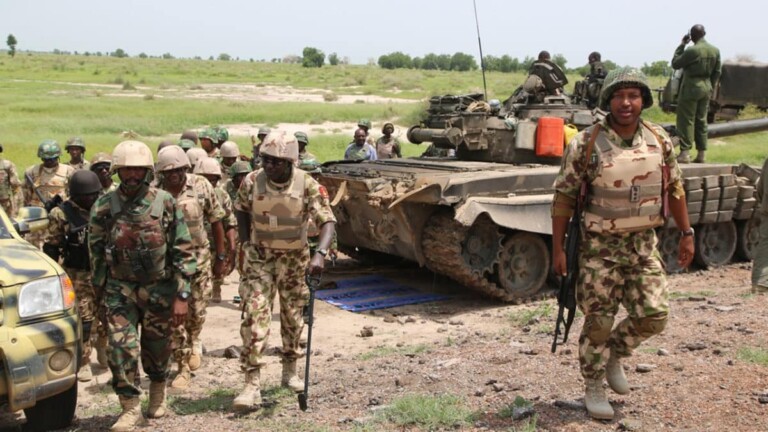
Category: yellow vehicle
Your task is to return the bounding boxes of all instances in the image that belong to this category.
[1,206,80,431]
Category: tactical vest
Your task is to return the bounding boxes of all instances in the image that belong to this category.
[59,201,90,270]
[174,175,209,250]
[376,138,397,159]
[583,125,665,234]
[105,190,169,282]
[0,160,11,200]
[29,164,70,205]
[250,169,308,250]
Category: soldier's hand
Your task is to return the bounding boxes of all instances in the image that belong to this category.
[552,250,567,276]
[172,298,188,327]
[307,253,325,276]
[682,33,691,44]
[678,235,694,268]
[213,258,225,278]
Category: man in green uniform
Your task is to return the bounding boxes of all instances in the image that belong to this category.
[551,68,695,420]
[295,131,320,171]
[89,140,196,431]
[672,24,721,164]
[0,143,23,217]
[752,157,768,293]
[233,131,336,411]
[65,137,90,170]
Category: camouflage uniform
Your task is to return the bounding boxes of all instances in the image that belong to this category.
[554,116,684,380]
[101,182,118,196]
[89,185,196,396]
[207,186,236,303]
[297,151,320,171]
[752,157,768,290]
[235,169,336,370]
[0,157,23,217]
[69,160,91,171]
[23,163,76,247]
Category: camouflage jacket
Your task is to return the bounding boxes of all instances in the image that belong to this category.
[23,163,76,207]
[68,160,91,171]
[0,158,23,217]
[100,182,118,197]
[89,185,196,288]
[46,200,91,270]
[297,151,320,171]
[206,186,237,250]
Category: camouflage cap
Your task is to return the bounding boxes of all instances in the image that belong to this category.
[89,151,112,168]
[65,136,85,150]
[37,139,61,160]
[260,131,299,163]
[599,66,653,111]
[179,138,196,150]
[294,131,309,144]
[199,127,218,142]
[257,127,271,137]
[229,160,253,176]
[357,118,372,129]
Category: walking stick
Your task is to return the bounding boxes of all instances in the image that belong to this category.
[298,274,320,411]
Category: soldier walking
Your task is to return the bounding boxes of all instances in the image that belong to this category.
[155,146,227,387]
[0,143,23,217]
[89,140,196,431]
[551,68,694,420]
[233,131,335,411]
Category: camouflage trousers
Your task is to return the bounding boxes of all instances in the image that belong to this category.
[239,245,309,371]
[66,267,102,367]
[104,277,177,397]
[576,245,669,380]
[752,215,768,289]
[172,260,212,363]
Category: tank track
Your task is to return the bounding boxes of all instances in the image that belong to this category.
[422,212,524,303]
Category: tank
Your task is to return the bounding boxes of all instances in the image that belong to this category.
[317,93,768,302]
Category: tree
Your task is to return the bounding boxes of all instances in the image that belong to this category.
[552,53,568,71]
[162,53,174,59]
[218,53,231,61]
[302,47,325,68]
[450,52,477,71]
[641,60,672,77]
[6,34,17,57]
[378,51,412,69]
[111,48,128,58]
[520,55,535,72]
[328,52,339,66]
[138,52,148,59]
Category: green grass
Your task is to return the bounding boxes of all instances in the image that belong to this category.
[507,303,554,327]
[375,393,475,430]
[357,343,431,361]
[737,347,768,366]
[668,290,716,299]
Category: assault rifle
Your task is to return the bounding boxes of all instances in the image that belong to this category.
[298,274,320,411]
[24,171,62,213]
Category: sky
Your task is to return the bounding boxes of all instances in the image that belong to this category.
[1,0,765,68]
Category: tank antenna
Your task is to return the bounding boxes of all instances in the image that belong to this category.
[473,0,488,101]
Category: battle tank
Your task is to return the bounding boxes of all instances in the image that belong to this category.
[316,94,768,302]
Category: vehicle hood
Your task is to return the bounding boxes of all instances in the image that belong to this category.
[0,239,60,287]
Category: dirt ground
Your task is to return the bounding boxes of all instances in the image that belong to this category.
[1,256,765,432]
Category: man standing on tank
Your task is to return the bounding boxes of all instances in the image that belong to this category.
[232,131,336,411]
[672,24,721,164]
[89,140,196,431]
[551,67,694,420]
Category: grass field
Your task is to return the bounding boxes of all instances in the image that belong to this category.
[0,53,765,170]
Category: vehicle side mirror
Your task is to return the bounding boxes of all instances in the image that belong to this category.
[13,207,49,236]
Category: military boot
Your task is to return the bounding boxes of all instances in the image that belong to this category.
[147,380,167,418]
[189,341,203,371]
[584,378,614,420]
[211,286,222,303]
[606,354,630,395]
[752,284,768,294]
[233,369,262,411]
[676,150,690,164]
[281,360,305,393]
[78,363,93,382]
[694,150,706,163]
[111,396,147,431]
[171,361,191,389]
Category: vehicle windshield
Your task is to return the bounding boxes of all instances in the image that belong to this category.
[0,210,16,239]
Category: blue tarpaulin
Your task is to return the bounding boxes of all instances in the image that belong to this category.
[315,275,449,312]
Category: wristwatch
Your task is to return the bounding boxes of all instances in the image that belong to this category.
[177,291,191,301]
[216,253,227,261]
[680,227,695,237]
[315,249,328,257]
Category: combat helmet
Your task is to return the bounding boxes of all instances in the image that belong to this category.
[89,152,112,170]
[157,140,176,152]
[186,147,208,169]
[257,127,271,138]
[357,119,372,130]
[213,126,229,144]
[38,139,62,160]
[65,137,86,151]
[260,131,299,163]
[199,128,218,143]
[599,66,653,111]
[181,130,199,144]
[112,140,154,172]
[229,160,253,177]
[294,131,309,145]
[220,141,240,158]
[157,146,191,172]
[179,138,196,151]
[69,170,102,196]
[194,158,222,177]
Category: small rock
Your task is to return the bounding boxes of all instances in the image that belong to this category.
[337,417,352,424]
[512,405,535,421]
[481,312,491,317]
[685,342,707,351]
[223,345,241,359]
[405,316,417,323]
[519,349,539,356]
[687,296,706,301]
[333,352,343,358]
[474,388,485,397]
[739,327,756,335]
[383,316,396,323]
[636,363,656,373]
[657,348,670,356]
[437,327,448,333]
[521,326,531,333]
[526,317,541,325]
[554,400,584,411]
[714,306,735,312]
[672,364,684,372]
[433,318,446,324]
[619,418,643,431]
[727,359,735,366]
[360,327,374,338]
[491,383,505,392]
[485,378,498,385]
[426,374,440,382]
[759,396,768,404]
[368,397,382,406]
[713,348,728,355]
[448,319,464,326]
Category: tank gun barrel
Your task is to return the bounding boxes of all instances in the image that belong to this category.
[664,117,768,139]
[406,125,462,148]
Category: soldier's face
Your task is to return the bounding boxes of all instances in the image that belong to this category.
[72,192,99,211]
[234,173,246,189]
[92,163,112,185]
[299,142,307,153]
[222,156,237,167]
[68,147,83,160]
[42,158,58,168]
[201,174,219,187]
[162,167,186,188]
[262,155,290,181]
[117,167,148,190]
[609,87,643,127]
[201,138,214,153]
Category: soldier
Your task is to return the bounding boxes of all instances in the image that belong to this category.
[157,140,176,153]
[179,138,196,152]
[186,147,209,172]
[198,128,220,160]
[752,156,768,294]
[24,140,76,247]
[251,126,271,170]
[344,128,378,161]
[233,131,336,411]
[44,170,102,382]
[65,137,90,170]
[181,130,199,147]
[220,141,240,183]
[672,24,721,164]
[0,143,23,217]
[523,51,568,102]
[194,158,237,303]
[89,140,196,431]
[223,160,253,203]
[213,126,229,154]
[375,123,402,159]
[155,146,226,387]
[90,152,117,197]
[551,67,694,420]
[295,131,319,171]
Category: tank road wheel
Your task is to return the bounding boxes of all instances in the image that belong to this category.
[735,217,761,261]
[496,232,550,299]
[694,221,737,268]
[461,215,503,275]
[656,227,685,274]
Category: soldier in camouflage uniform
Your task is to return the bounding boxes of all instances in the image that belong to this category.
[89,140,196,431]
[181,130,199,147]
[0,143,23,217]
[752,156,768,293]
[65,137,90,170]
[344,128,378,161]
[24,140,76,248]
[250,126,271,170]
[155,146,227,387]
[551,67,695,420]
[233,131,336,411]
[195,158,237,303]
[44,170,102,382]
[200,128,221,160]
[219,140,240,184]
[179,138,196,152]
[223,161,253,203]
[295,131,320,171]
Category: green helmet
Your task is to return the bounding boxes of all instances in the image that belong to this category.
[229,160,253,177]
[69,170,102,195]
[179,139,196,151]
[199,128,218,143]
[357,119,372,130]
[38,139,61,160]
[65,136,86,151]
[599,66,653,111]
[213,126,229,144]
[294,131,309,145]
